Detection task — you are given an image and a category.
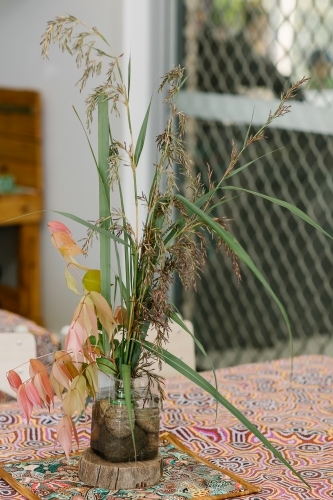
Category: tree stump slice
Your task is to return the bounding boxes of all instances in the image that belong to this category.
[78,448,163,490]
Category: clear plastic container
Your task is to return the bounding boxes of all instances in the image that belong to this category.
[90,374,160,462]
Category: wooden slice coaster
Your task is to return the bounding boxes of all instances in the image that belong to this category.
[78,447,163,490]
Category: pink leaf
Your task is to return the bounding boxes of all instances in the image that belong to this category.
[25,382,43,408]
[70,418,80,452]
[7,370,22,393]
[17,385,33,422]
[56,415,73,458]
[33,372,48,406]
[48,221,72,235]
[29,359,54,407]
[65,322,86,362]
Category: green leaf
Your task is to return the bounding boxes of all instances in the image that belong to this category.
[72,105,110,210]
[222,186,333,241]
[96,357,116,375]
[243,108,255,148]
[134,97,152,167]
[174,194,292,343]
[142,340,309,488]
[53,211,130,247]
[225,149,283,179]
[164,188,218,246]
[82,270,101,293]
[98,95,111,357]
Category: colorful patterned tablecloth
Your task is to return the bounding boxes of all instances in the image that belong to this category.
[1,355,333,499]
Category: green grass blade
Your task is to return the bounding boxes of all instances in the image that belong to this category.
[134,97,152,167]
[121,363,136,456]
[53,211,129,246]
[225,149,284,180]
[142,340,309,488]
[222,186,333,240]
[242,108,255,149]
[164,188,218,246]
[174,194,292,340]
[98,95,111,354]
[72,105,110,211]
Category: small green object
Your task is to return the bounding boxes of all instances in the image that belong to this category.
[0,175,15,193]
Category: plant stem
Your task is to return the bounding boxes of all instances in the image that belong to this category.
[98,94,111,355]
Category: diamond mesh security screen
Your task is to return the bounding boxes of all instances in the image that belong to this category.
[177,0,333,369]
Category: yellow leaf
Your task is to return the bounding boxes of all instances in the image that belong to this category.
[85,363,99,394]
[59,243,84,257]
[65,267,81,295]
[82,270,101,293]
[50,371,65,400]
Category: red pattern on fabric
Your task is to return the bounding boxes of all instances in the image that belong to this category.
[0,355,333,498]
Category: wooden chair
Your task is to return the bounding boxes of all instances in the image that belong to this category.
[0,329,37,398]
[0,88,43,324]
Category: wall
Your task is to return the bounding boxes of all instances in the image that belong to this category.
[0,0,176,333]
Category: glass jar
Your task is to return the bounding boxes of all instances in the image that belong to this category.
[90,372,160,462]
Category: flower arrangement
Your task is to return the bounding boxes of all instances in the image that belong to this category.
[6,15,331,484]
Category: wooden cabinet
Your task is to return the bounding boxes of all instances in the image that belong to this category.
[0,88,43,324]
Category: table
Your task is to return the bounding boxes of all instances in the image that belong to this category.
[1,355,333,499]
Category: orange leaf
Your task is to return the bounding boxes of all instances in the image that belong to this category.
[59,243,84,257]
[63,361,80,380]
[51,231,77,248]
[56,415,73,458]
[48,221,72,235]
[54,351,72,362]
[25,382,43,408]
[52,361,71,390]
[17,385,33,422]
[39,371,54,404]
[29,358,47,378]
[7,370,22,393]
[115,306,128,326]
[29,359,54,406]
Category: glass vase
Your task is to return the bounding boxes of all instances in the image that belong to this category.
[90,372,160,462]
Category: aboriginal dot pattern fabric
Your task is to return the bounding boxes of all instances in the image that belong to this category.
[0,355,333,499]
[0,435,257,500]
